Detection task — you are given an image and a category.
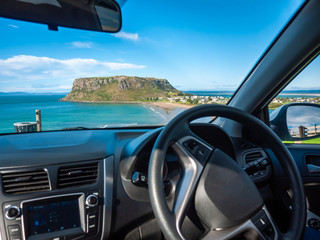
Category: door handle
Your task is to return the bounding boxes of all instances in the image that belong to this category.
[307,164,320,174]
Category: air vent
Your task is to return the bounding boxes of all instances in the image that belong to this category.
[57,162,98,188]
[1,169,50,194]
[239,140,256,150]
[245,151,263,163]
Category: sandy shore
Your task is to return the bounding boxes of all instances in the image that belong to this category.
[144,102,195,110]
[142,102,196,123]
[61,99,196,110]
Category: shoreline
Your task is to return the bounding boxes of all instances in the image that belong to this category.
[60,99,196,110]
[144,102,195,110]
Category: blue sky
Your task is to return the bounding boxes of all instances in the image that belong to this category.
[0,0,312,93]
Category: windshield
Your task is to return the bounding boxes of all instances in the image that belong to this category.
[0,0,301,133]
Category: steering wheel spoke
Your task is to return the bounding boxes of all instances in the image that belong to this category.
[171,137,210,237]
[202,206,279,240]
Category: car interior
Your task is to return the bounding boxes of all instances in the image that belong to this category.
[1,0,320,240]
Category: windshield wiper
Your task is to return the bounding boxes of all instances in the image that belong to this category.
[61,124,163,131]
[61,126,90,130]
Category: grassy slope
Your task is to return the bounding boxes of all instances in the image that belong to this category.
[269,101,292,110]
[301,137,320,144]
[64,82,183,102]
[283,137,320,144]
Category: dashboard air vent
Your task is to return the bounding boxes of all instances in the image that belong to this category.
[57,162,98,188]
[1,169,50,194]
[245,151,263,163]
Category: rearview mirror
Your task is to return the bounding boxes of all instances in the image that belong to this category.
[0,0,122,33]
[270,103,320,142]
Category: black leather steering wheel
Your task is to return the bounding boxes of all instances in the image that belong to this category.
[148,104,306,240]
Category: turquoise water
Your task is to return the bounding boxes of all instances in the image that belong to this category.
[1,92,315,134]
[0,95,184,133]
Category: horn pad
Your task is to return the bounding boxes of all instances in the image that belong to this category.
[195,149,263,229]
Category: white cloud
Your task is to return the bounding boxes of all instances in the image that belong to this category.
[8,24,19,28]
[112,32,139,41]
[0,55,146,92]
[71,41,93,48]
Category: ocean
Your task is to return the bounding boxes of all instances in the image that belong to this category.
[1,91,318,134]
[0,95,185,134]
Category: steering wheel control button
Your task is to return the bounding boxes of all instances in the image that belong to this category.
[308,218,320,229]
[252,211,270,229]
[251,210,275,239]
[86,195,99,207]
[5,206,20,220]
[261,225,275,240]
[132,172,148,186]
[182,139,210,165]
[8,225,21,236]
[183,139,198,151]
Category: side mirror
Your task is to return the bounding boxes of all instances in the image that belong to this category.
[270,103,320,141]
[0,0,122,33]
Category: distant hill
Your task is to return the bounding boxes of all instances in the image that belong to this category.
[61,76,185,102]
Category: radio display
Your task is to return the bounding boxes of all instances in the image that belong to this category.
[22,194,84,239]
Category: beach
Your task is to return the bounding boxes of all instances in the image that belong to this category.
[144,102,195,110]
[60,99,196,110]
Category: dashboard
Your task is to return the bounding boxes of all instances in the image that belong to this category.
[0,124,277,240]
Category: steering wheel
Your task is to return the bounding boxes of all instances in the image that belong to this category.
[148,104,306,240]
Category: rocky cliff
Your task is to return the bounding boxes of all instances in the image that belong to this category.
[61,76,184,102]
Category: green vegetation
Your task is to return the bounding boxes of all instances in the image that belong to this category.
[65,84,181,102]
[269,96,320,110]
[301,137,320,144]
[282,140,295,144]
[62,76,231,105]
[62,76,184,102]
[283,137,320,144]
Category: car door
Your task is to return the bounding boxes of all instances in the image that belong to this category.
[268,54,320,231]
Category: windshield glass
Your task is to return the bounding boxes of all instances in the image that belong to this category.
[0,0,301,133]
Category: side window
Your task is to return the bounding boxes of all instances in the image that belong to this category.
[269,55,320,144]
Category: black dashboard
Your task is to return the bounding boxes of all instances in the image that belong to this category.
[0,124,275,240]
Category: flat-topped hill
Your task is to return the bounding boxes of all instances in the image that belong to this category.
[61,76,184,102]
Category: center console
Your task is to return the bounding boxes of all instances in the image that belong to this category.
[3,192,102,240]
[0,156,114,240]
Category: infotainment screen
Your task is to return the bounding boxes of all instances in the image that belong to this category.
[22,194,84,239]
[27,199,80,235]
